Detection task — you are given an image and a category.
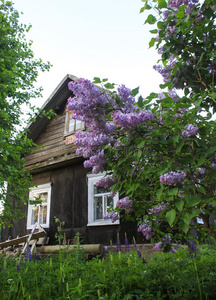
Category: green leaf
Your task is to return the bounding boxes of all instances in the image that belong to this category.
[92,77,101,84]
[158,0,167,9]
[149,29,158,34]
[165,209,176,226]
[145,14,157,25]
[182,213,192,225]
[168,188,179,196]
[104,83,115,89]
[138,95,144,108]
[185,195,202,207]
[131,86,139,97]
[180,221,189,233]
[196,186,206,195]
[175,199,184,212]
[197,156,206,167]
[149,37,156,48]
[156,187,164,201]
[176,140,184,154]
[157,21,164,29]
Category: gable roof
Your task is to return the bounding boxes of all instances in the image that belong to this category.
[27,74,78,141]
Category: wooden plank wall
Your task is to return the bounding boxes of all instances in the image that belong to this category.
[25,108,77,168]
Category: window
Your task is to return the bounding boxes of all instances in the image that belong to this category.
[65,110,85,135]
[87,173,119,226]
[27,183,51,229]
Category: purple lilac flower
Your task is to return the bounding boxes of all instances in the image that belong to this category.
[162,234,172,244]
[83,150,106,173]
[198,167,205,174]
[137,222,154,240]
[103,211,119,223]
[182,124,198,137]
[112,110,154,129]
[153,241,163,252]
[158,92,166,100]
[160,171,186,185]
[116,197,133,213]
[117,85,135,112]
[212,163,216,169]
[151,204,166,214]
[96,176,117,189]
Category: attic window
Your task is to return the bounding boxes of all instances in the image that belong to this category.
[65,110,85,135]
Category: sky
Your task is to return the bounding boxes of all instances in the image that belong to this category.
[14,0,162,108]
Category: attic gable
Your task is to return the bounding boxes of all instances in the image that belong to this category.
[27,74,78,141]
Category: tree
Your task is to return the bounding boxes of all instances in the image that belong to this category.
[66,0,216,246]
[0,0,51,226]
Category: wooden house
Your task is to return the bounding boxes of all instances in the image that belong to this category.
[1,74,139,245]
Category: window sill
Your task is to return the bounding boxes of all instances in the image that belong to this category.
[27,224,49,230]
[87,220,120,226]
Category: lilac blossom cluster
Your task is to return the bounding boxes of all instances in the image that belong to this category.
[112,110,154,129]
[137,222,154,240]
[116,197,133,213]
[182,124,198,137]
[103,211,119,223]
[150,204,167,214]
[160,171,186,185]
[83,150,106,174]
[95,175,117,189]
[66,78,140,173]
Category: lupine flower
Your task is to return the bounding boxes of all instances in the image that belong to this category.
[116,233,121,252]
[124,233,130,252]
[16,261,21,273]
[182,124,198,137]
[25,245,32,262]
[116,197,133,213]
[103,211,119,223]
[188,240,200,257]
[160,170,186,185]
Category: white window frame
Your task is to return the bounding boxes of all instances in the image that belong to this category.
[27,183,52,229]
[64,110,85,136]
[87,173,119,226]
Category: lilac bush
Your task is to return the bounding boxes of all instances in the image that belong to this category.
[66,0,216,243]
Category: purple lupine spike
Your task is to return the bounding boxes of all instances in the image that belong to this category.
[25,244,32,262]
[116,234,121,252]
[124,233,130,252]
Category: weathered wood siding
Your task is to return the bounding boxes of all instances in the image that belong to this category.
[25,106,78,171]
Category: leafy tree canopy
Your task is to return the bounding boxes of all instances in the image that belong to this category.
[0,0,51,226]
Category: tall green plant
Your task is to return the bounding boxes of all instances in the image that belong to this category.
[0,0,51,226]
